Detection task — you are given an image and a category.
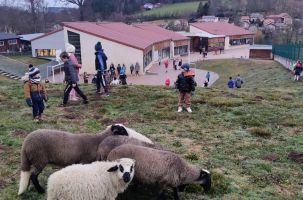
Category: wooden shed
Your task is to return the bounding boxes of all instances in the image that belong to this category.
[249,45,273,59]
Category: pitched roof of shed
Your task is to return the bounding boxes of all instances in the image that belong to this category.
[63,22,171,50]
[190,22,254,36]
[133,23,189,41]
[0,32,20,40]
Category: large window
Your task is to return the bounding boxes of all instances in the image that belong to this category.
[174,45,188,56]
[160,47,170,59]
[8,39,17,45]
[143,50,152,68]
[67,31,82,63]
[230,38,253,46]
[36,49,56,57]
[0,41,4,46]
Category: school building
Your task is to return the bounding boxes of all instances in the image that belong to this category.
[185,21,255,53]
[30,22,190,75]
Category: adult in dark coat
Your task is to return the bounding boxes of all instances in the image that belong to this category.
[95,42,109,95]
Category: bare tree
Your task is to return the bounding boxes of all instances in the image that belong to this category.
[25,0,44,32]
[59,0,86,20]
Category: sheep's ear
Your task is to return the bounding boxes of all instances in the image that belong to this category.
[107,165,118,172]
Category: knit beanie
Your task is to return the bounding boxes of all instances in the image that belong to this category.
[181,63,190,71]
[28,64,34,69]
[95,42,102,51]
[28,67,40,79]
[66,43,76,56]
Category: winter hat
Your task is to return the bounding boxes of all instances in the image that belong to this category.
[181,63,190,71]
[95,41,102,51]
[66,43,76,56]
[29,67,40,78]
[28,64,34,69]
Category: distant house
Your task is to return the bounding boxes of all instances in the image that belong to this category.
[266,13,293,30]
[263,19,276,31]
[240,16,250,29]
[19,33,44,52]
[0,32,21,53]
[200,16,218,22]
[218,17,230,23]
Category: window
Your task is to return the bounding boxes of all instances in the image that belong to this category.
[174,45,188,56]
[8,39,17,45]
[143,50,152,68]
[36,49,56,57]
[0,41,4,46]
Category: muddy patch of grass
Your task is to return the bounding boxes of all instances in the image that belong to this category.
[0,145,12,153]
[208,97,244,107]
[288,151,303,163]
[11,130,29,138]
[247,127,272,137]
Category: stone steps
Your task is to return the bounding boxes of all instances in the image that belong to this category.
[0,69,21,80]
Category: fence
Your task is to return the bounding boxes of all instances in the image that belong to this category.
[273,42,303,61]
[0,55,60,79]
[46,63,64,83]
[272,42,303,70]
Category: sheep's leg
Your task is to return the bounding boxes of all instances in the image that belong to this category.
[30,167,45,193]
[173,187,180,200]
[156,188,166,200]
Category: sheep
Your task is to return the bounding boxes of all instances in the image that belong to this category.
[110,123,153,144]
[97,135,164,161]
[18,124,152,195]
[47,158,135,200]
[107,144,211,200]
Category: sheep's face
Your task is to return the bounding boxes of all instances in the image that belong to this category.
[196,169,211,192]
[111,124,128,136]
[107,158,135,184]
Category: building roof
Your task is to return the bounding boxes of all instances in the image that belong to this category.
[190,22,254,36]
[240,16,250,21]
[267,13,291,19]
[264,19,275,26]
[0,32,20,40]
[178,31,225,38]
[19,33,44,41]
[133,23,189,41]
[30,29,63,42]
[63,22,171,50]
[250,44,272,50]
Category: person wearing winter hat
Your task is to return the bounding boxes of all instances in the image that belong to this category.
[23,69,47,122]
[175,63,196,113]
[95,41,109,95]
[65,43,81,101]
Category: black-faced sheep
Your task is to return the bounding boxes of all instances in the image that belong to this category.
[107,144,211,200]
[47,158,135,200]
[97,135,164,161]
[111,124,153,144]
[18,124,152,195]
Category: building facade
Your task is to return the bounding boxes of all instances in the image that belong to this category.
[0,32,21,53]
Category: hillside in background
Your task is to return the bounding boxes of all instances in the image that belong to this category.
[1,59,303,199]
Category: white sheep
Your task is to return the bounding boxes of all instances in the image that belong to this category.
[47,158,135,200]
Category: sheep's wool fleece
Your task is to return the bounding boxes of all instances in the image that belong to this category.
[113,124,153,144]
[47,160,132,200]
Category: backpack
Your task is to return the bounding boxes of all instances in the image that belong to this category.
[235,78,243,88]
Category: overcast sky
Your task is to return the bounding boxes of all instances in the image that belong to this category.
[0,0,75,7]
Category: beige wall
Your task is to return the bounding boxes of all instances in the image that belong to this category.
[31,30,65,58]
[64,27,144,75]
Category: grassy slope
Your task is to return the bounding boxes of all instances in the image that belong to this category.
[1,59,303,199]
[6,55,49,66]
[138,1,203,17]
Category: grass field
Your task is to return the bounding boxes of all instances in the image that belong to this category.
[137,1,204,17]
[1,59,303,199]
[6,55,49,66]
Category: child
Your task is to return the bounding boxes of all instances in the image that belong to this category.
[293,60,302,81]
[83,72,89,84]
[175,63,196,113]
[165,78,171,86]
[204,81,208,87]
[227,77,234,89]
[23,69,47,122]
[59,52,88,106]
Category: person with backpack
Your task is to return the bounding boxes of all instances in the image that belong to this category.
[235,74,244,88]
[293,60,303,81]
[175,63,196,113]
